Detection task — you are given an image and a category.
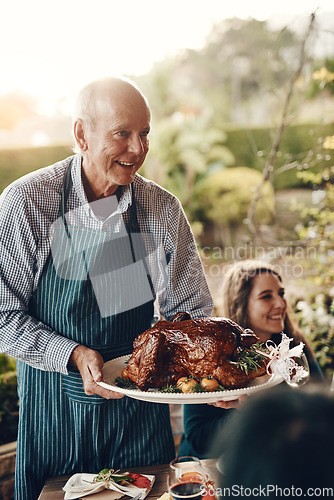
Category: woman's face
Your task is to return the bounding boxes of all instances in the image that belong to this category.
[246,272,287,342]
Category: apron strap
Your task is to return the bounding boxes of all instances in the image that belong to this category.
[59,158,74,237]
[128,184,156,298]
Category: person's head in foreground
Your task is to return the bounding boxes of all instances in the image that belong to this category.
[214,385,334,491]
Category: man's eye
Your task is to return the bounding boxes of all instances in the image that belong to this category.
[140,130,149,137]
[117,131,128,137]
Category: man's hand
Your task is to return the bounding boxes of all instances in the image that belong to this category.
[69,345,124,400]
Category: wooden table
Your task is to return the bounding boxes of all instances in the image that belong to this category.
[38,459,219,500]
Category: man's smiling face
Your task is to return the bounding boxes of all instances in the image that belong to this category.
[80,83,151,199]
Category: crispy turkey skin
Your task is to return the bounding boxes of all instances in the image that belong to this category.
[125,312,268,390]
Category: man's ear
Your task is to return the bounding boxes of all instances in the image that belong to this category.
[73,119,88,151]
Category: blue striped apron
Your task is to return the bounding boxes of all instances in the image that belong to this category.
[15,161,175,500]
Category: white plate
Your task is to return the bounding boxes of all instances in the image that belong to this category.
[97,355,283,404]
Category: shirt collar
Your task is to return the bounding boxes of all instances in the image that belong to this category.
[71,154,133,220]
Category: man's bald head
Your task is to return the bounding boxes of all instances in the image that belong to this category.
[74,77,150,132]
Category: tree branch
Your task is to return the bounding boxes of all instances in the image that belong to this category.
[246,12,317,235]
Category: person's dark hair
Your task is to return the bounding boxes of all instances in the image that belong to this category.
[214,385,334,490]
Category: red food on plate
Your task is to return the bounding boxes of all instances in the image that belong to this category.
[128,473,151,489]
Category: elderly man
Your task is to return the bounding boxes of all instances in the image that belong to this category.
[0,77,213,499]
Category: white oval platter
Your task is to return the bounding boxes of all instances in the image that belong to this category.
[97,354,283,404]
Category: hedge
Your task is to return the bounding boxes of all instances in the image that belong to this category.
[0,144,73,194]
[0,368,18,445]
[224,122,334,189]
[0,122,333,194]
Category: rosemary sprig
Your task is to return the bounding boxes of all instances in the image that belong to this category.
[190,380,205,392]
[236,342,268,374]
[92,468,134,485]
[114,376,138,390]
[160,384,182,393]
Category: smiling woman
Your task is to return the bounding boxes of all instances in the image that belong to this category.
[178,259,324,460]
[220,260,319,367]
[245,272,287,341]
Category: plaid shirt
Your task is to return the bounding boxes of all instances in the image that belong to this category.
[0,155,213,374]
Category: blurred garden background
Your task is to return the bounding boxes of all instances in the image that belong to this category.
[1,1,334,446]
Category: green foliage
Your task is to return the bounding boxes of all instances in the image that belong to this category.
[294,294,334,377]
[165,18,301,122]
[236,343,269,374]
[288,160,334,377]
[0,144,73,193]
[207,18,298,92]
[114,376,138,390]
[308,59,334,98]
[224,123,334,190]
[137,60,182,120]
[192,166,275,228]
[146,113,235,210]
[1,123,331,198]
[0,357,18,445]
[292,168,334,289]
[0,353,16,373]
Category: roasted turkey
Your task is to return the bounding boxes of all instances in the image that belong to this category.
[124,312,268,390]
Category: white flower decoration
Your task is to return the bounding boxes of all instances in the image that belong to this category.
[262,333,306,383]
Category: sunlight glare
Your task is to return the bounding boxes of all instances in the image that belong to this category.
[1,0,333,117]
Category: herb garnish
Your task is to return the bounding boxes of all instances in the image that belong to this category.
[92,468,134,485]
[160,384,182,393]
[236,342,269,374]
[114,376,138,390]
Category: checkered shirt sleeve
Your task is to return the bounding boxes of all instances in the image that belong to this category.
[0,156,213,373]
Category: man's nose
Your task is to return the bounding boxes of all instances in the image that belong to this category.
[128,135,145,154]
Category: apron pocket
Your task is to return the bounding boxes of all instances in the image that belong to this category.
[61,371,106,405]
